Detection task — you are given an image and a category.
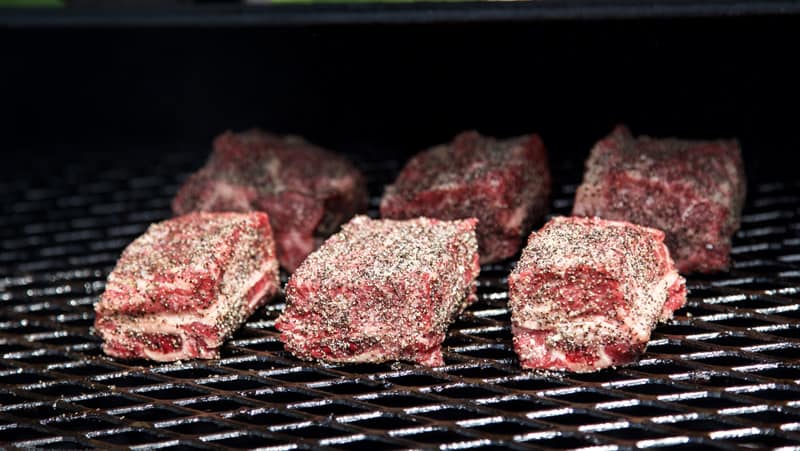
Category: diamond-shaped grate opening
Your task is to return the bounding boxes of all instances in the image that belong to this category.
[94,373,160,387]
[280,424,348,439]
[296,401,369,416]
[414,407,488,421]
[245,388,318,404]
[469,419,543,435]
[745,388,800,401]
[603,402,683,418]
[179,398,249,413]
[228,409,301,426]
[385,374,449,387]
[0,392,34,405]
[484,398,549,413]
[0,371,55,385]
[135,385,209,400]
[499,378,568,392]
[363,393,432,409]
[46,416,119,432]
[209,434,281,448]
[438,385,501,400]
[549,390,622,404]
[733,410,800,424]
[725,433,800,447]
[200,377,268,391]
[618,382,693,395]
[29,382,99,397]
[119,407,191,422]
[541,411,611,426]
[71,394,142,409]
[674,395,749,410]
[53,363,117,376]
[406,429,472,444]
[163,418,233,434]
[351,415,419,430]
[269,369,337,383]
[335,438,399,450]
[524,435,595,448]
[670,418,740,431]
[0,426,52,442]
[6,405,72,420]
[315,381,381,395]
[599,425,675,441]
[1,153,800,449]
[92,429,165,445]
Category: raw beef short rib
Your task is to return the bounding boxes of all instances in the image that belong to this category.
[381,131,550,264]
[508,216,686,373]
[173,130,369,272]
[573,125,746,273]
[95,212,280,361]
[275,215,480,366]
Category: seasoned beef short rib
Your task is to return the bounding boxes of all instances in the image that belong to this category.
[381,131,550,264]
[573,125,746,273]
[95,212,280,361]
[173,130,369,272]
[508,216,686,373]
[275,215,480,366]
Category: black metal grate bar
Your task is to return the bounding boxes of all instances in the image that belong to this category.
[1,152,800,449]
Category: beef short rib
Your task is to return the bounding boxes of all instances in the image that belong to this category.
[95,212,280,361]
[573,125,746,273]
[509,216,686,373]
[173,130,369,272]
[381,131,550,264]
[275,215,480,366]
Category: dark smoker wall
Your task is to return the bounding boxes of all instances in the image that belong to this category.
[2,15,800,174]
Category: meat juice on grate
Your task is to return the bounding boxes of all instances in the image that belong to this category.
[381,131,550,264]
[509,216,686,372]
[276,215,480,366]
[173,130,369,272]
[95,212,280,361]
[573,125,746,273]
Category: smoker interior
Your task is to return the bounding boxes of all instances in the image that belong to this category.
[2,15,800,449]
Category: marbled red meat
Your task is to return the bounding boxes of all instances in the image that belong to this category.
[508,216,686,373]
[380,131,550,264]
[275,215,480,366]
[172,130,369,272]
[95,212,280,361]
[572,125,746,273]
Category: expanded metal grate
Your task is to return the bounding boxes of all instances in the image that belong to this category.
[2,151,800,450]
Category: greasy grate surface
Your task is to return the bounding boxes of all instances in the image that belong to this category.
[2,152,800,450]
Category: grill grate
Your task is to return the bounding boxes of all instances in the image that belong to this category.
[2,152,800,449]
